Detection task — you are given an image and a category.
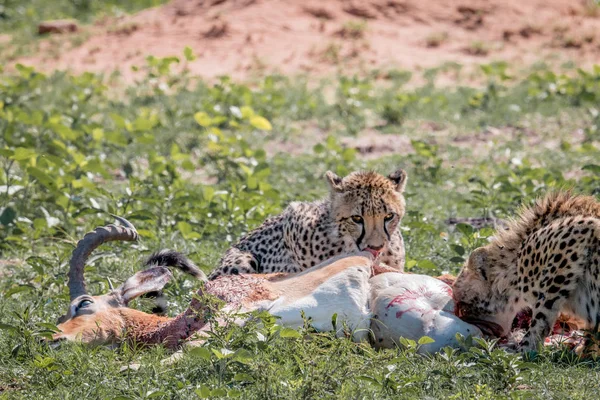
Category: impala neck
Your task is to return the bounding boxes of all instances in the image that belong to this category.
[133,290,211,349]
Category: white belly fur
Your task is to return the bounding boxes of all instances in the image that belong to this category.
[369,273,482,353]
[263,265,372,341]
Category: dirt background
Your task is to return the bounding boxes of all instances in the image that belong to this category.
[8,0,600,81]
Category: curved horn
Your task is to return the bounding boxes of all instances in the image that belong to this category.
[68,217,139,300]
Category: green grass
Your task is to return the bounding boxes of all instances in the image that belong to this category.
[3,51,600,398]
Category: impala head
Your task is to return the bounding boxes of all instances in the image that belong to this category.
[325,168,407,256]
[53,218,174,345]
[453,246,513,337]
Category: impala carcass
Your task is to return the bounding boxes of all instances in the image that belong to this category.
[52,220,482,353]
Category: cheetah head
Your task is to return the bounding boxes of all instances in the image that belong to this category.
[325,168,407,257]
[453,246,516,337]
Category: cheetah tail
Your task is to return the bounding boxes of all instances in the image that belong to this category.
[145,249,208,282]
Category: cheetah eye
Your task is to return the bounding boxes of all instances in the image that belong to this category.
[351,215,363,224]
[384,213,395,221]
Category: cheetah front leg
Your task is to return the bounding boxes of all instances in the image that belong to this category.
[519,293,569,352]
[209,247,260,280]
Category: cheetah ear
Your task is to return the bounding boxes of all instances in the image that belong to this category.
[468,247,489,281]
[325,171,344,193]
[387,169,407,193]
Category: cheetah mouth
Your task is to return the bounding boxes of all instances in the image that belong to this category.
[460,317,505,338]
[363,248,381,258]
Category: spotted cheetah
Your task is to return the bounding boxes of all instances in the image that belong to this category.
[453,191,600,351]
[208,169,408,280]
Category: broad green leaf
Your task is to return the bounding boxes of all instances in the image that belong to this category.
[417,259,437,270]
[189,346,212,361]
[194,112,212,127]
[233,349,254,364]
[456,223,474,237]
[0,148,14,157]
[184,46,196,61]
[27,167,57,190]
[211,388,227,397]
[37,323,59,332]
[399,337,416,348]
[280,328,302,339]
[450,244,465,256]
[91,128,104,141]
[249,115,272,131]
[583,164,600,175]
[195,386,211,398]
[0,323,18,333]
[0,207,16,225]
[233,373,254,382]
[49,123,78,141]
[177,221,201,239]
[240,106,254,119]
[4,284,35,297]
[11,147,36,161]
[418,336,435,345]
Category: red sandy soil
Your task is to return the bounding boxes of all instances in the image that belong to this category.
[7,0,600,81]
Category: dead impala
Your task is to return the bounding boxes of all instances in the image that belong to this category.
[53,219,482,353]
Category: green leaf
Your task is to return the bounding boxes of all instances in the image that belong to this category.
[11,147,36,161]
[195,386,211,398]
[0,148,14,157]
[583,164,600,175]
[212,348,234,359]
[37,322,59,333]
[4,285,35,297]
[211,388,227,397]
[356,376,381,386]
[417,259,437,270]
[0,323,18,333]
[456,223,474,237]
[450,244,465,256]
[189,346,212,361]
[0,207,16,225]
[194,112,212,127]
[280,328,302,339]
[240,106,254,119]
[249,116,272,131]
[49,123,78,141]
[418,336,435,345]
[27,167,58,190]
[233,373,254,382]
[233,349,254,364]
[177,221,201,240]
[184,46,196,61]
[399,337,416,348]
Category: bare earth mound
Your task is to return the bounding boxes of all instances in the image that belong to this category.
[12,0,600,80]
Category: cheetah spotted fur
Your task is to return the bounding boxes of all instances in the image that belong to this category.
[208,168,408,280]
[453,191,600,351]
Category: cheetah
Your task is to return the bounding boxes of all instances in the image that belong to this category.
[208,168,408,280]
[453,191,600,351]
